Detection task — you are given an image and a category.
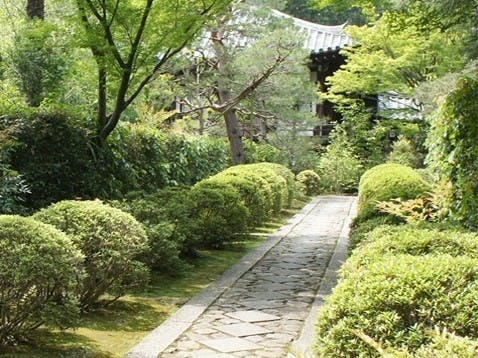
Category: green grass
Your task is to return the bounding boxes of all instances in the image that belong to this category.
[0,198,310,357]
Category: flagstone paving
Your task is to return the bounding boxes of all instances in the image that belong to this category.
[127,195,357,358]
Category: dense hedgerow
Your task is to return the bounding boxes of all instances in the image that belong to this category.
[0,112,96,209]
[190,163,295,248]
[0,216,82,345]
[347,225,478,269]
[33,200,149,310]
[189,183,249,248]
[357,163,430,221]
[296,170,321,196]
[113,188,198,274]
[315,253,478,357]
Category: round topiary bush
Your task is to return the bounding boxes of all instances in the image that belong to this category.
[189,183,249,249]
[33,200,149,310]
[315,254,478,357]
[0,215,82,345]
[357,163,431,221]
[296,170,320,196]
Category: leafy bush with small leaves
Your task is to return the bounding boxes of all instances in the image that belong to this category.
[376,180,453,224]
[189,184,249,248]
[315,254,478,357]
[0,112,97,209]
[317,137,363,194]
[357,163,431,221]
[296,170,321,196]
[243,139,286,164]
[33,200,149,310]
[347,225,478,269]
[223,163,295,213]
[113,188,198,274]
[388,136,417,167]
[0,215,82,345]
[199,175,267,226]
[348,215,403,252]
[0,165,30,215]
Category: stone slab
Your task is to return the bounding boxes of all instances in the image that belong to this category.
[243,300,285,310]
[200,337,262,352]
[226,310,280,323]
[216,322,272,337]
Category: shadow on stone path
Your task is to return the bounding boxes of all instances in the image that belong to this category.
[127,195,357,358]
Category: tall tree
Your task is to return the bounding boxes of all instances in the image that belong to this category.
[173,2,313,164]
[74,0,229,141]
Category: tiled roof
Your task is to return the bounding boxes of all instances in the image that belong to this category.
[272,10,351,53]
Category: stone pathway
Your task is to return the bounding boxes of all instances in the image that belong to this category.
[127,196,357,358]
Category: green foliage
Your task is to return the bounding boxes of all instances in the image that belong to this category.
[347,225,478,269]
[315,253,478,357]
[189,183,249,249]
[224,163,296,212]
[0,111,97,209]
[426,67,478,228]
[357,163,430,221]
[0,165,30,215]
[317,135,363,193]
[376,180,453,224]
[388,136,417,167]
[348,215,402,252]
[112,188,198,274]
[0,215,82,345]
[110,123,229,192]
[296,170,321,196]
[8,20,68,107]
[33,200,149,310]
[243,140,285,165]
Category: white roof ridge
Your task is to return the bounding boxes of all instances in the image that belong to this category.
[271,9,347,34]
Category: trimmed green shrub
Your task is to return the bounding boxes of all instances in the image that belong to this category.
[0,215,82,345]
[189,183,249,249]
[199,175,267,226]
[315,254,478,357]
[33,200,149,310]
[357,163,431,221]
[225,163,295,212]
[243,139,285,164]
[296,170,321,196]
[348,216,403,253]
[347,225,478,269]
[113,188,198,274]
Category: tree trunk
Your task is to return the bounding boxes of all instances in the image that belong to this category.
[27,0,45,20]
[217,87,245,165]
[224,109,245,165]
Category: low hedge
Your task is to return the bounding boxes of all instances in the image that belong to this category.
[296,170,321,196]
[114,188,199,274]
[33,200,149,310]
[315,254,478,356]
[357,163,430,221]
[346,225,478,269]
[223,163,295,214]
[189,184,249,248]
[0,215,82,345]
[190,163,295,248]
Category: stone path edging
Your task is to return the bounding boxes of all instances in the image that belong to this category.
[289,196,357,357]
[126,196,326,358]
